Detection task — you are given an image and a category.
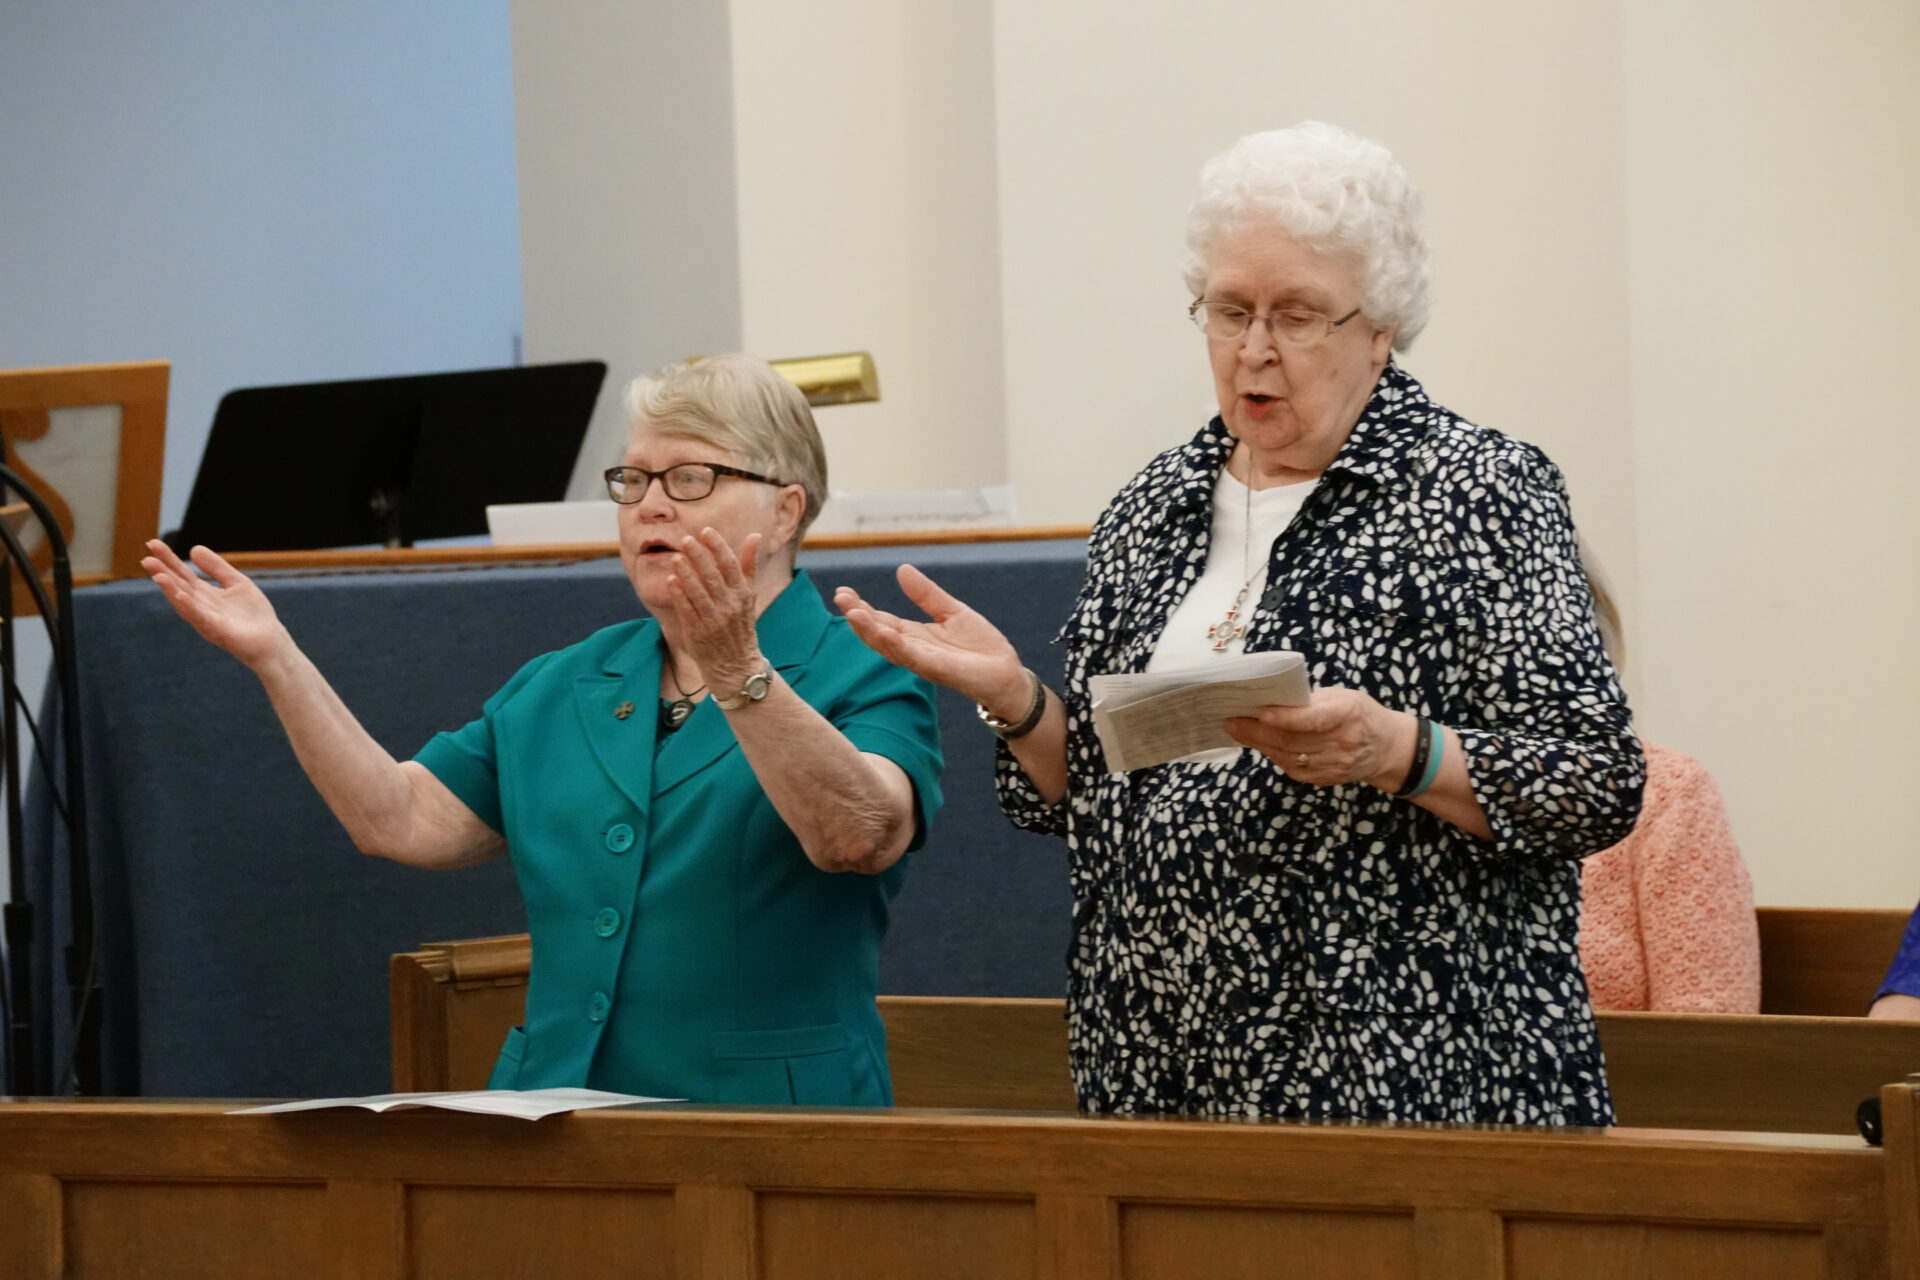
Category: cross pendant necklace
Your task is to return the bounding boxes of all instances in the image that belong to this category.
[1206,453,1262,652]
[1207,583,1252,651]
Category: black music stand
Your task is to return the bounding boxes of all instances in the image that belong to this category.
[167,361,607,552]
[0,473,95,1096]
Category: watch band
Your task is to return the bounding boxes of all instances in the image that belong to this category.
[977,668,1047,740]
[714,662,775,711]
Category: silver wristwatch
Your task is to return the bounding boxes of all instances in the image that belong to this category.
[714,662,775,711]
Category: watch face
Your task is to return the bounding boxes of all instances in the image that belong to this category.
[745,671,770,700]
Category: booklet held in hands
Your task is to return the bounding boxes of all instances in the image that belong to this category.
[1089,651,1312,772]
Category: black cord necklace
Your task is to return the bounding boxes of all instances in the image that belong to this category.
[660,662,707,732]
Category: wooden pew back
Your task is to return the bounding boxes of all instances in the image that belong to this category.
[1759,906,1911,1016]
[393,929,1920,1134]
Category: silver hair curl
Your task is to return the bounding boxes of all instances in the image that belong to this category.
[1183,121,1431,352]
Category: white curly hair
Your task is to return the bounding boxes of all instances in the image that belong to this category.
[1184,121,1431,352]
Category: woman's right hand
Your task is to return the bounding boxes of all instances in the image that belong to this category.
[835,564,1030,715]
[141,540,292,671]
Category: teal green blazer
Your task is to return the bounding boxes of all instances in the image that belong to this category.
[416,571,943,1105]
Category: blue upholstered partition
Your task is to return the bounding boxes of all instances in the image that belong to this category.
[21,539,1086,1097]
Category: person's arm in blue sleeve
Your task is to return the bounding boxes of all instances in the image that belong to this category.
[1870,902,1920,1020]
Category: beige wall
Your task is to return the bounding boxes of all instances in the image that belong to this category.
[992,0,1636,582]
[509,0,744,496]
[1623,0,1920,908]
[726,0,1008,497]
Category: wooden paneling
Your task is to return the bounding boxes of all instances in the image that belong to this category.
[0,1173,62,1279]
[1759,907,1911,1017]
[1037,1193,1118,1280]
[1415,1208,1507,1280]
[327,1178,406,1280]
[678,1183,756,1280]
[0,1098,1903,1280]
[1118,1202,1415,1280]
[408,1184,676,1280]
[1505,1219,1827,1280]
[62,1180,331,1280]
[758,1192,1034,1280]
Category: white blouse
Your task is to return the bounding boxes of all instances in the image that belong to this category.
[1146,466,1317,763]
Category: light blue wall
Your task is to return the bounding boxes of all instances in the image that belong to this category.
[0,2,525,912]
[0,0,526,531]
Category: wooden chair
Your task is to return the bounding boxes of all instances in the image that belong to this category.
[0,361,169,613]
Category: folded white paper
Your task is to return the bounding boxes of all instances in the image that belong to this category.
[1089,651,1312,772]
[230,1087,677,1120]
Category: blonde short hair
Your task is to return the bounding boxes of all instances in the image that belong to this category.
[1582,539,1626,670]
[623,354,829,538]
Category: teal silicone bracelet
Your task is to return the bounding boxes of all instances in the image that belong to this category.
[1408,719,1445,798]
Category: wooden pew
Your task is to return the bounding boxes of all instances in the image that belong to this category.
[3,1089,1909,1280]
[1760,907,1912,1016]
[392,929,1920,1134]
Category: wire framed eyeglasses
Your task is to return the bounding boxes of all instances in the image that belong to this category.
[603,462,785,504]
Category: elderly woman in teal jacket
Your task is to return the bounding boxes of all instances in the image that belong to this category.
[141,354,943,1106]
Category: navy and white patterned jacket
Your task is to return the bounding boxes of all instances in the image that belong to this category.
[998,362,1644,1124]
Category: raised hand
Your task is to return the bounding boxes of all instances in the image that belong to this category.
[834,564,1027,712]
[665,527,767,694]
[141,540,292,671]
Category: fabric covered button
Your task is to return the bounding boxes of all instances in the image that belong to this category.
[588,991,611,1022]
[593,908,621,938]
[604,823,635,852]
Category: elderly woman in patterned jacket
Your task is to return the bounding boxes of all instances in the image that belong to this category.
[837,121,1644,1125]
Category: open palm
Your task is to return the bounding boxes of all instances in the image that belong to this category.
[141,540,289,670]
[834,564,1024,707]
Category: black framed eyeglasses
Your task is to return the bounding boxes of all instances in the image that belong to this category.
[603,462,785,504]
[1188,300,1362,348]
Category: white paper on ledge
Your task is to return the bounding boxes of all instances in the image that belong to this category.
[486,499,620,545]
[230,1087,678,1120]
[808,484,1018,536]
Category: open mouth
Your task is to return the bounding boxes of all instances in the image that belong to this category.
[1244,393,1277,405]
[638,538,678,558]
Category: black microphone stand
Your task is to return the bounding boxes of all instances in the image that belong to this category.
[1,548,30,1095]
[0,462,96,1095]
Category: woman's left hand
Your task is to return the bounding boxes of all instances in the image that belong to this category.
[1225,687,1416,788]
[668,528,766,691]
